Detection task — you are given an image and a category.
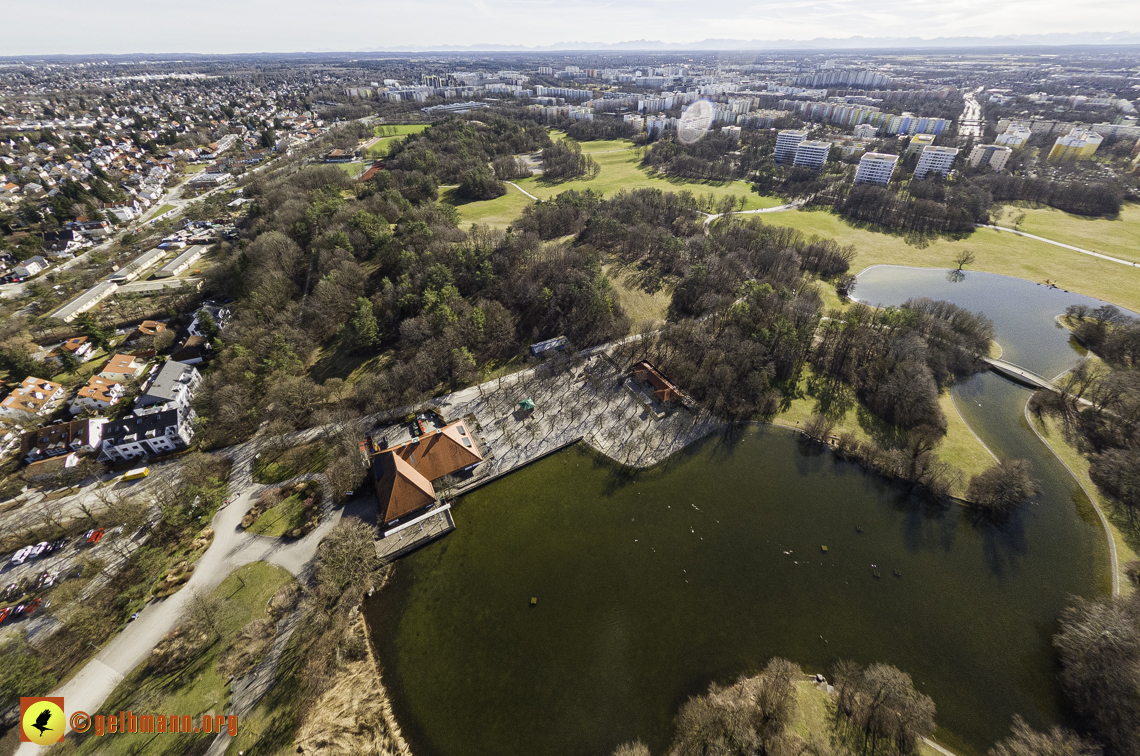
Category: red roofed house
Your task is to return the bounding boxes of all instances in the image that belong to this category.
[370,420,483,527]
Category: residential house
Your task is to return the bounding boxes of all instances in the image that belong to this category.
[188,304,231,337]
[70,375,126,414]
[100,407,195,461]
[169,335,210,365]
[98,353,148,383]
[22,418,107,464]
[126,320,167,344]
[0,376,65,419]
[369,420,483,526]
[14,255,49,278]
[134,360,200,411]
[56,336,96,363]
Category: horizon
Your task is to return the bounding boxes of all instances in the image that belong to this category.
[6,0,1140,57]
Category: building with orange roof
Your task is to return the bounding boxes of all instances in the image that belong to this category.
[70,375,126,414]
[370,420,483,526]
[127,320,167,343]
[0,377,65,419]
[98,353,148,382]
[57,336,95,362]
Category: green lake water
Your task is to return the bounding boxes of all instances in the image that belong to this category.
[366,266,1117,756]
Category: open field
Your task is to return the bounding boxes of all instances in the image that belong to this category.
[334,162,365,178]
[602,262,672,325]
[513,145,784,211]
[150,204,176,218]
[61,563,295,756]
[758,208,1140,312]
[248,493,309,537]
[992,203,1140,265]
[445,184,535,229]
[371,124,429,138]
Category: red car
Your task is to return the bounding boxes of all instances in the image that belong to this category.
[0,607,11,624]
[86,528,105,545]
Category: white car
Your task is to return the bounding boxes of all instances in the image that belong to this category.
[9,547,32,566]
[30,541,50,558]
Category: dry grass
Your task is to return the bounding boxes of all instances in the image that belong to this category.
[602,263,673,326]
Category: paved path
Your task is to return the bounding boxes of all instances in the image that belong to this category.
[704,199,807,224]
[976,224,1140,269]
[506,181,539,201]
[981,356,1059,392]
[14,437,342,756]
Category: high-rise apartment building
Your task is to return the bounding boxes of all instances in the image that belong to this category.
[854,152,899,185]
[913,145,959,180]
[1048,128,1103,161]
[995,123,1032,148]
[793,140,832,170]
[968,144,1012,171]
[774,130,807,163]
[906,133,936,155]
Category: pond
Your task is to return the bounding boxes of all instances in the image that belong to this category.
[365,265,1118,756]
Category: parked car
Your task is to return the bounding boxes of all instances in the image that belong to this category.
[0,607,11,624]
[9,547,32,565]
[30,541,50,558]
[86,528,105,545]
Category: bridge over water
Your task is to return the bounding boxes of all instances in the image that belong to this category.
[982,357,1060,392]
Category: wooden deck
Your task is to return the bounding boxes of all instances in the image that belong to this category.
[375,506,455,562]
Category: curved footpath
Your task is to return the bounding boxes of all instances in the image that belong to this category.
[14,436,342,756]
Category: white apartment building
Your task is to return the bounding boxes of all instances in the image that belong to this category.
[968,144,1012,171]
[721,125,742,143]
[913,145,959,180]
[793,140,832,170]
[996,123,1032,148]
[853,123,878,139]
[854,152,899,186]
[774,130,807,164]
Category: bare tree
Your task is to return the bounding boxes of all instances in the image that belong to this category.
[954,249,976,271]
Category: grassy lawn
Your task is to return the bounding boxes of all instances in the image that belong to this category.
[61,563,294,756]
[514,144,784,211]
[770,365,993,498]
[253,441,328,484]
[992,203,1140,264]
[758,208,1140,312]
[247,493,310,537]
[225,627,306,755]
[334,162,365,178]
[372,124,428,138]
[444,184,535,229]
[1030,411,1138,596]
[183,163,209,174]
[150,204,177,218]
[602,262,673,325]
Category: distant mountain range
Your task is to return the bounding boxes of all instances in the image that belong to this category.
[370,32,1140,53]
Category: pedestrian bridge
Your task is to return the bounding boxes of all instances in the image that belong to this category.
[981,357,1058,392]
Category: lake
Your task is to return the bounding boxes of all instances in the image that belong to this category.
[365,265,1117,756]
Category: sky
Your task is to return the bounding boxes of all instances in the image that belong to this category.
[6,0,1140,56]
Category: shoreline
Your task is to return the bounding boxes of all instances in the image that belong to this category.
[1024,402,1123,597]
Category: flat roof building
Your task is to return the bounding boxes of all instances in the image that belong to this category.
[48,281,118,323]
[905,133,936,155]
[793,140,831,170]
[996,123,1032,148]
[1048,128,1103,161]
[775,130,807,164]
[108,247,167,284]
[854,152,899,186]
[914,145,959,180]
[968,144,1012,172]
[155,245,205,278]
